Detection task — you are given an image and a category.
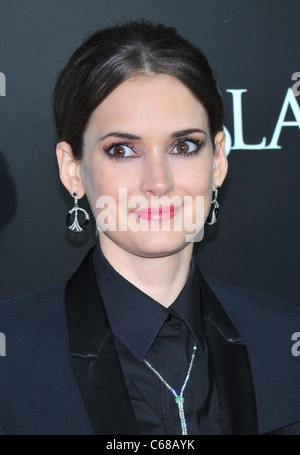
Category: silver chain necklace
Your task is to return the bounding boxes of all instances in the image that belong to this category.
[143,344,197,435]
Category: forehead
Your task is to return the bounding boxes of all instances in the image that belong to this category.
[86,74,209,139]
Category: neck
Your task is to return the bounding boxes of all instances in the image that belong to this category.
[99,235,193,308]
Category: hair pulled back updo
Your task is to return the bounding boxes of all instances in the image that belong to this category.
[53,20,224,160]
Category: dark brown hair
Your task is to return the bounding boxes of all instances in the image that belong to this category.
[53,20,223,160]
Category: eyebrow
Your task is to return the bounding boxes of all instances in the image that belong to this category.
[99,132,141,141]
[171,128,207,138]
[98,128,207,142]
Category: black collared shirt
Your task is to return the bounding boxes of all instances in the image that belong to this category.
[93,244,222,434]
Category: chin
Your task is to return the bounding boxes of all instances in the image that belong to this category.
[121,231,191,258]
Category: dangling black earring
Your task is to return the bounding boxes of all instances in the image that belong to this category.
[66,192,90,232]
[206,186,220,225]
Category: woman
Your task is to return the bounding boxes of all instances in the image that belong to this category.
[1,20,300,435]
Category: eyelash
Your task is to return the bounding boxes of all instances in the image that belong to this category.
[172,137,205,157]
[103,137,205,160]
[103,141,136,160]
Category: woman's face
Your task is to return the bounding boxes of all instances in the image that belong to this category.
[77,74,227,257]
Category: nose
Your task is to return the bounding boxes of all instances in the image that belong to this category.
[140,154,174,197]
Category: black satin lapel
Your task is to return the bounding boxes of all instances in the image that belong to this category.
[200,276,258,435]
[65,247,138,435]
[69,336,138,435]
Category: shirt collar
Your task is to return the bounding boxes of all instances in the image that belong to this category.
[92,243,205,361]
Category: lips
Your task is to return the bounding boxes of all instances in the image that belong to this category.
[134,206,181,221]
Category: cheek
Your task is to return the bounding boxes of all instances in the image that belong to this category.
[81,160,134,222]
[79,160,104,217]
[81,159,113,197]
[178,159,213,196]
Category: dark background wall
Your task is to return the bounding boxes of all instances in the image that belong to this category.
[0,0,299,305]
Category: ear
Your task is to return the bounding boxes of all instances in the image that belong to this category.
[56,141,85,198]
[212,130,228,189]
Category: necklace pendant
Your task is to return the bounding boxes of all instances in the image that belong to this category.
[175,396,184,406]
[143,344,197,436]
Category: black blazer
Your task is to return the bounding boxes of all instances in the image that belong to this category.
[0,246,300,435]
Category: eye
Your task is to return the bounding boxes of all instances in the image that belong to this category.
[171,139,200,155]
[104,143,136,158]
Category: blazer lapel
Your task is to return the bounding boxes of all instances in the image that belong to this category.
[200,274,258,435]
[65,246,257,435]
[65,247,138,435]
